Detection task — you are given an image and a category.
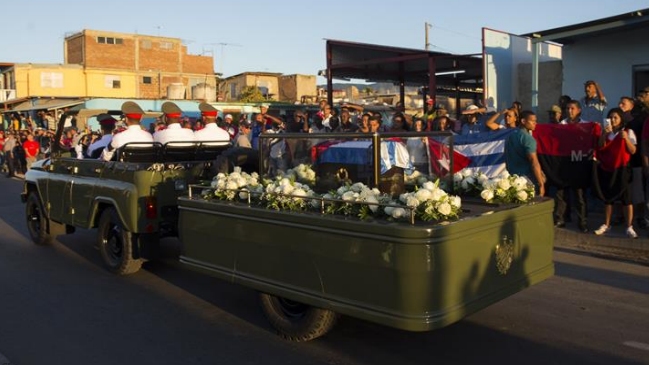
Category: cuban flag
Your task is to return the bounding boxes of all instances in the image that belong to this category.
[430,129,515,178]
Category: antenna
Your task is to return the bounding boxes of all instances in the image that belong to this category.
[204,42,243,75]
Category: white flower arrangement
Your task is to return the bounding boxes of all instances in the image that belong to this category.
[453,169,488,197]
[262,175,317,211]
[203,168,536,223]
[396,180,462,221]
[322,182,392,219]
[404,169,436,186]
[207,167,263,201]
[282,164,317,185]
[479,171,535,204]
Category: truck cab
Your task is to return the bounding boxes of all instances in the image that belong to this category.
[22,108,229,274]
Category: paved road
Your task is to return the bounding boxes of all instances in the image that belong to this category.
[0,176,648,365]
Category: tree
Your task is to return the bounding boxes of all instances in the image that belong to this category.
[238,86,267,103]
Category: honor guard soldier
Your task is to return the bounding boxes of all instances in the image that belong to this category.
[153,102,195,146]
[194,102,231,146]
[101,101,154,161]
[86,113,117,158]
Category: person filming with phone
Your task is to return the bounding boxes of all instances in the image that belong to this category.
[592,108,638,238]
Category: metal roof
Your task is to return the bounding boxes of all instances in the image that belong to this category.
[326,39,483,89]
[521,8,649,44]
[3,98,84,113]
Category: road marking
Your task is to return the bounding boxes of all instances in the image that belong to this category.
[623,341,649,351]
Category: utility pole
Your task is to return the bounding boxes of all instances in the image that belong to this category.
[425,22,432,51]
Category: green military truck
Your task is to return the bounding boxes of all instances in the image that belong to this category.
[23,122,554,341]
[22,109,228,274]
[175,132,555,341]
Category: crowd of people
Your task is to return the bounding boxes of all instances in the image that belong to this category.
[4,80,649,239]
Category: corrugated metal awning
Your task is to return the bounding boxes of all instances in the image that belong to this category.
[6,98,84,113]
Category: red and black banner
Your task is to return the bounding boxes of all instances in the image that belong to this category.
[534,122,601,188]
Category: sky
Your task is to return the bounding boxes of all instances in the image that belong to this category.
[1,0,648,82]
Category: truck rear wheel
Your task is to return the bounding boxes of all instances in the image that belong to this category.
[259,293,338,342]
[25,192,53,245]
[97,208,142,275]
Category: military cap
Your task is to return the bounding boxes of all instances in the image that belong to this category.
[96,113,117,127]
[198,102,218,118]
[121,101,144,119]
[161,101,182,118]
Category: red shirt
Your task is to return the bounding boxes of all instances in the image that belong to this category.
[23,140,40,158]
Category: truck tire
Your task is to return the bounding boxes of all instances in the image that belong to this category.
[25,192,54,245]
[259,293,338,342]
[97,208,142,275]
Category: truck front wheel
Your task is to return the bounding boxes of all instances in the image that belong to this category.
[259,293,338,342]
[97,208,142,275]
[25,192,53,245]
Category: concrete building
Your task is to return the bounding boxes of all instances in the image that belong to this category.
[523,9,649,109]
[1,29,217,114]
[222,72,316,103]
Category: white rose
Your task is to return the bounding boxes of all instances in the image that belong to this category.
[453,172,463,182]
[216,173,225,179]
[337,186,348,196]
[481,189,494,201]
[450,196,462,209]
[516,190,528,202]
[384,206,394,215]
[281,184,294,195]
[415,189,432,202]
[239,190,249,200]
[226,181,238,190]
[465,176,475,185]
[391,207,406,219]
[351,182,364,192]
[498,178,511,190]
[292,188,307,198]
[233,166,242,174]
[500,171,510,179]
[496,188,507,197]
[460,180,470,190]
[229,172,241,180]
[342,191,356,201]
[371,188,381,196]
[365,195,379,212]
[477,174,489,185]
[430,188,447,201]
[279,178,290,187]
[438,202,452,216]
[462,169,473,177]
[406,196,420,208]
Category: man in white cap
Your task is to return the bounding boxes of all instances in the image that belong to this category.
[219,113,237,140]
[194,102,230,146]
[153,101,195,146]
[101,102,154,161]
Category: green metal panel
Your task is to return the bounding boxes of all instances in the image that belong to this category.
[179,197,555,332]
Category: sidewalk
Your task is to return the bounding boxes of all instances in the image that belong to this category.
[554,219,649,265]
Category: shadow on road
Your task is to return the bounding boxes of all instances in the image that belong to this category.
[554,260,649,295]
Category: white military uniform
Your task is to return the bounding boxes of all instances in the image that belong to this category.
[193,123,230,146]
[87,134,113,158]
[101,125,154,161]
[153,123,195,146]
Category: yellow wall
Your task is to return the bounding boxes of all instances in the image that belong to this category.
[14,65,85,98]
[84,69,137,98]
